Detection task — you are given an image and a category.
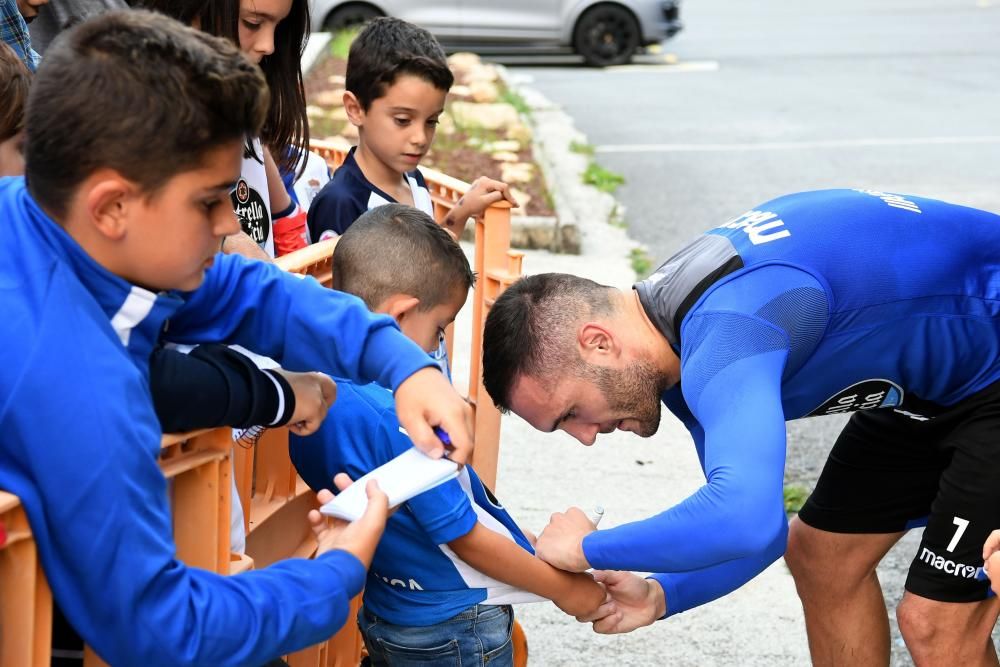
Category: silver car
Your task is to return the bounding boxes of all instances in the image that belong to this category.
[309,1,682,67]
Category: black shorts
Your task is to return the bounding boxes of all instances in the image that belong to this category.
[798,382,1000,603]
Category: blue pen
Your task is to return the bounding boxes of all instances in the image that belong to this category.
[433,426,452,446]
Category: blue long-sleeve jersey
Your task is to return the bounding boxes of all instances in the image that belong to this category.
[581,189,1000,616]
[0,177,437,665]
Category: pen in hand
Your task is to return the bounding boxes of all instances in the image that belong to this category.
[433,426,451,447]
[589,506,605,527]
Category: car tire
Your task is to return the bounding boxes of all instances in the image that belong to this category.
[573,4,640,67]
[323,3,381,33]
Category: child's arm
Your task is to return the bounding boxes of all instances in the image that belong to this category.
[448,523,606,617]
[168,254,472,462]
[264,146,310,255]
[440,176,518,239]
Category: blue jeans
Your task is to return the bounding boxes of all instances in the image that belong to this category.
[359,603,514,666]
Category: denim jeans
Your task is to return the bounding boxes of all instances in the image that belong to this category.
[359,603,514,666]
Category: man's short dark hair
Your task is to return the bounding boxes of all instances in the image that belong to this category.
[345,17,454,110]
[482,273,616,411]
[25,10,268,218]
[332,204,474,310]
[0,42,31,143]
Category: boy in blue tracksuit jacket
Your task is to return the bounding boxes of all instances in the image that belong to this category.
[0,12,474,666]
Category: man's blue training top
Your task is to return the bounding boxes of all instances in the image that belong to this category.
[291,380,534,627]
[0,177,437,665]
[582,189,1000,616]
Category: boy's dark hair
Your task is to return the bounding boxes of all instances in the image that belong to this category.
[332,204,474,310]
[482,273,615,412]
[346,17,454,110]
[25,10,268,218]
[137,0,310,176]
[0,42,31,142]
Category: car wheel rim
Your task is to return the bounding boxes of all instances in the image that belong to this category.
[584,12,634,61]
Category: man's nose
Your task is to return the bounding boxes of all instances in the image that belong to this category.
[564,423,598,446]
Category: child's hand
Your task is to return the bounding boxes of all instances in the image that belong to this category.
[442,177,519,238]
[220,231,273,262]
[308,474,388,568]
[394,367,475,465]
[983,530,1000,595]
[553,571,607,619]
[278,370,337,436]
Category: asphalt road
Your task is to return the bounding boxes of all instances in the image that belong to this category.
[504,1,1000,663]
[505,0,1000,264]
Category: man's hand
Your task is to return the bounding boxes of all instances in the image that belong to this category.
[307,473,388,568]
[535,507,595,572]
[394,367,474,465]
[552,571,607,618]
[577,571,665,635]
[276,370,337,436]
[442,177,519,237]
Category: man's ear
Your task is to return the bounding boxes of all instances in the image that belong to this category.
[84,173,137,241]
[343,91,366,127]
[577,321,620,364]
[380,294,421,326]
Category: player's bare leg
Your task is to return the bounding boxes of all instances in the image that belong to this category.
[786,517,903,666]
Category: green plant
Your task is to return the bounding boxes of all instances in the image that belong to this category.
[329,29,358,60]
[582,162,625,193]
[569,140,595,156]
[784,485,810,515]
[629,247,652,279]
[609,202,626,228]
[499,88,531,116]
[542,188,555,212]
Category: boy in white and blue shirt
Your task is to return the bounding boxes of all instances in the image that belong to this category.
[305,17,517,245]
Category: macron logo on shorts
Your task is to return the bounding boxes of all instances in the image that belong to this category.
[919,547,986,580]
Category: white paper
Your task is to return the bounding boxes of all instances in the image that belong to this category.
[320,446,459,521]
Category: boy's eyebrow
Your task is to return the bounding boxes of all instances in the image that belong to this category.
[389,106,446,115]
[205,179,239,194]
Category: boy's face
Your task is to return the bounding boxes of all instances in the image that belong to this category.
[397,287,467,353]
[347,74,447,176]
[121,140,242,292]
